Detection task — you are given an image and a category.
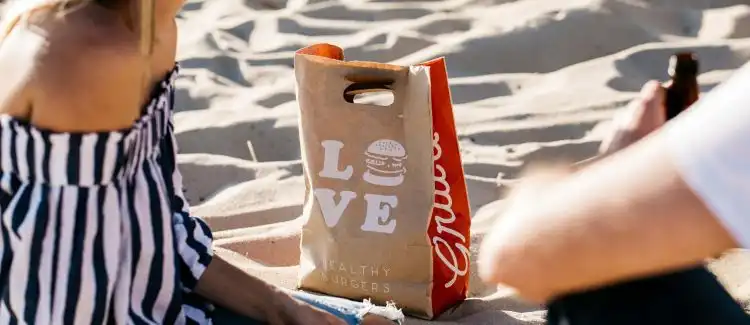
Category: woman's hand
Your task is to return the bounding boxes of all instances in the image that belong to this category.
[195,255,345,325]
[265,291,347,325]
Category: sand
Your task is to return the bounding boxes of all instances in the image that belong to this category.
[172,1,750,323]
[4,0,750,323]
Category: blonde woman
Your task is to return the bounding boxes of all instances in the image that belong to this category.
[0,1,402,324]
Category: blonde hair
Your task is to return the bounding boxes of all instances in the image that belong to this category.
[0,0,86,41]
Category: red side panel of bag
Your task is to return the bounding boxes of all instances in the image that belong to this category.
[419,58,472,317]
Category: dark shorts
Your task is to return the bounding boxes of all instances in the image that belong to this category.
[547,266,750,325]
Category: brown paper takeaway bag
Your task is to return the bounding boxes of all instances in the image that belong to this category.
[294,44,471,319]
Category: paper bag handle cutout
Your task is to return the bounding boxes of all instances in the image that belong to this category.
[343,81,394,103]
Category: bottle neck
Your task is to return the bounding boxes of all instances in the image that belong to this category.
[673,74,696,79]
[670,74,699,88]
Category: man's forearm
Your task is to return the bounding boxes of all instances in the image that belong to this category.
[487,133,738,302]
[195,254,282,321]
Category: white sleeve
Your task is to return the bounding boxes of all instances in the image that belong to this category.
[665,61,750,248]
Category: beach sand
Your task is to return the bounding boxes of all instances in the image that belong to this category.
[5,0,750,323]
[173,0,750,323]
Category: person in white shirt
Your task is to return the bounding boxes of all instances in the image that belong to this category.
[478,61,750,324]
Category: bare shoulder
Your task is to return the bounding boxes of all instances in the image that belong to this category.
[0,7,143,123]
[23,8,149,131]
[34,9,145,90]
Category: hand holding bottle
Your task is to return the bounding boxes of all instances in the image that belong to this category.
[598,81,667,155]
[599,52,700,155]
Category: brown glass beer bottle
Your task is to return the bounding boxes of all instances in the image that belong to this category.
[664,52,700,120]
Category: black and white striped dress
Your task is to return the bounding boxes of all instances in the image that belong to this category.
[0,66,216,324]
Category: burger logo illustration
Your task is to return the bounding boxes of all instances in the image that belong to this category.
[363,139,408,187]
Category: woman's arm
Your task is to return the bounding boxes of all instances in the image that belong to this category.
[194,254,288,320]
[160,117,275,318]
[161,119,345,325]
[479,63,750,303]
